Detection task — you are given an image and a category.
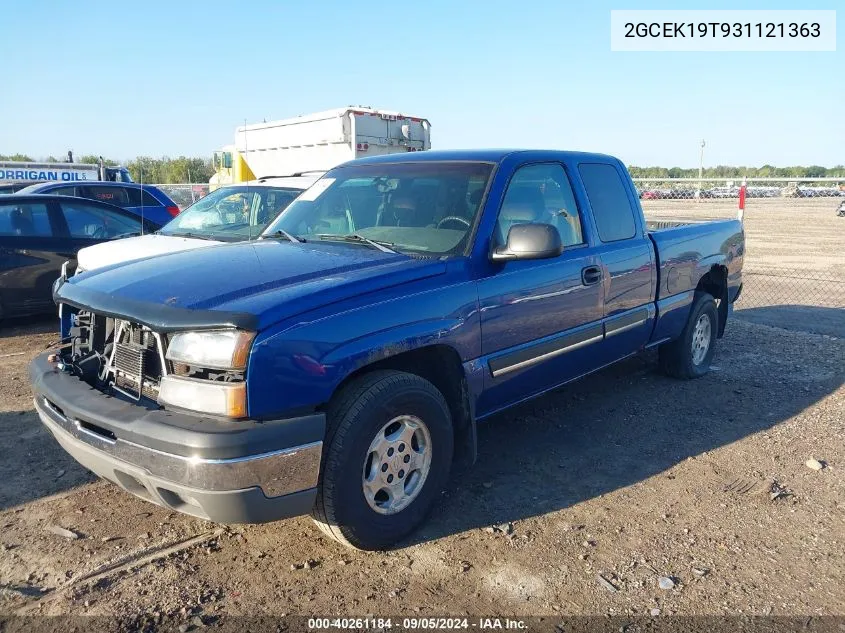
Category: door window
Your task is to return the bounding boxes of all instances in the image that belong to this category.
[0,202,53,236]
[49,186,78,196]
[79,185,133,207]
[60,201,143,238]
[495,163,584,247]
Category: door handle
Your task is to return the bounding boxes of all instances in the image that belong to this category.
[581,266,602,286]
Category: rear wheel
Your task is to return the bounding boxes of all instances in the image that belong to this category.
[659,291,718,379]
[311,370,453,550]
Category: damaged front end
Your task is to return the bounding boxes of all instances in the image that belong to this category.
[31,276,325,524]
[54,310,169,403]
[50,273,259,418]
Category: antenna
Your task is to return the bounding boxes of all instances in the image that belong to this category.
[244,118,251,240]
[138,163,145,236]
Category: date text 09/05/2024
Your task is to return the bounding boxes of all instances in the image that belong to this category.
[308,618,527,630]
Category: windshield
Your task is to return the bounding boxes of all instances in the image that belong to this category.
[263,162,494,256]
[159,185,302,241]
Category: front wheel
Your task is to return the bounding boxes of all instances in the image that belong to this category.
[311,370,454,550]
[658,291,718,379]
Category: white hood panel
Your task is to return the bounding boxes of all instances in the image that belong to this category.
[77,234,222,272]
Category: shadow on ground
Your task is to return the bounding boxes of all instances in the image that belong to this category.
[735,304,844,337]
[408,315,843,546]
[0,409,96,510]
[2,309,841,544]
[0,315,56,340]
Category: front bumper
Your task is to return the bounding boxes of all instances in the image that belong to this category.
[30,352,324,524]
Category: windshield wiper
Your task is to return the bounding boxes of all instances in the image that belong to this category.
[262,229,304,243]
[315,233,398,253]
[162,231,219,241]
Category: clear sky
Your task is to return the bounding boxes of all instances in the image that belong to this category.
[1,0,841,167]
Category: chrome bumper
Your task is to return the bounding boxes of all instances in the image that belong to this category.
[35,395,321,499]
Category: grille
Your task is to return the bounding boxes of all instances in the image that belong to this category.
[114,342,145,379]
[109,322,166,401]
[115,374,160,401]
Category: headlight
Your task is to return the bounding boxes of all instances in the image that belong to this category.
[158,376,246,418]
[166,330,254,370]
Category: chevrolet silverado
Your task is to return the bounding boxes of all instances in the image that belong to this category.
[31,150,744,550]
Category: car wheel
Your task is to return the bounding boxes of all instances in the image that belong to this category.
[658,291,718,379]
[311,370,454,550]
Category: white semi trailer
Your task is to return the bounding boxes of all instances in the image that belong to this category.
[210,107,431,189]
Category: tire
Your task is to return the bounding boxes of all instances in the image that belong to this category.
[311,370,454,550]
[658,291,718,379]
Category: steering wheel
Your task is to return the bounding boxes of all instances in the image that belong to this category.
[90,225,107,239]
[437,216,471,230]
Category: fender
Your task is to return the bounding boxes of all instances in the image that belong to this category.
[323,320,481,470]
[689,253,728,290]
[321,317,468,372]
[246,279,481,421]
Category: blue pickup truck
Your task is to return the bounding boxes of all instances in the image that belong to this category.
[31,150,744,550]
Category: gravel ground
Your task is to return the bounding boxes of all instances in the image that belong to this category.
[644,200,845,337]
[643,198,845,280]
[0,312,843,628]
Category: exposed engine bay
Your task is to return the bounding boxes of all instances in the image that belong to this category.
[55,309,243,405]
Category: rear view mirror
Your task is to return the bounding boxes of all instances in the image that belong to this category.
[491,223,562,262]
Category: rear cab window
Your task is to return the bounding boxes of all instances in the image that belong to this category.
[578,163,638,242]
[141,190,164,207]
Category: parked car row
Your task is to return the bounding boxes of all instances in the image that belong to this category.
[76,175,317,273]
[15,181,181,226]
[780,185,845,198]
[0,176,318,319]
[637,185,845,200]
[0,195,161,319]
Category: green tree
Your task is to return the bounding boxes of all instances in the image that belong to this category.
[76,154,118,166]
[126,155,215,184]
[0,153,34,161]
[128,156,165,183]
[804,165,827,178]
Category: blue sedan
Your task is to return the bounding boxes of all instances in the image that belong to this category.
[15,181,181,226]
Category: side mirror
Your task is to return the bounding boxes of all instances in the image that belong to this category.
[491,223,562,262]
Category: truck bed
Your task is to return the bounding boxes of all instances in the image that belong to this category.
[646,219,692,231]
[648,218,744,302]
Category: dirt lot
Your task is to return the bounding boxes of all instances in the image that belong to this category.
[1,200,843,630]
[643,198,845,280]
[644,200,845,337]
[1,312,843,628]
